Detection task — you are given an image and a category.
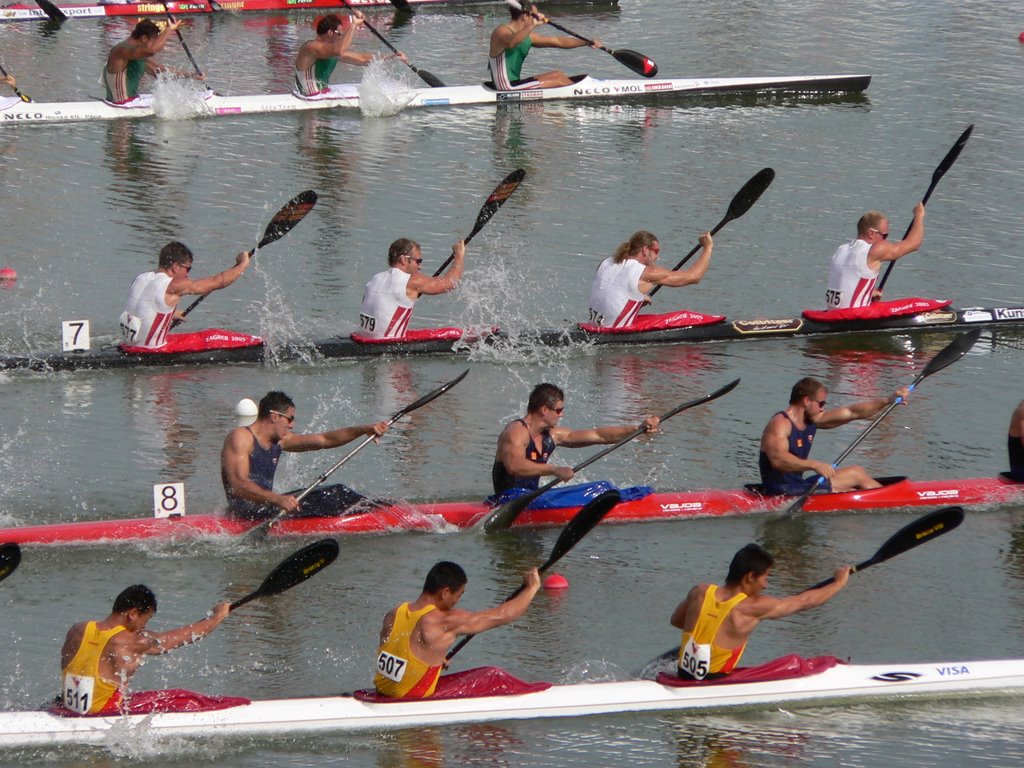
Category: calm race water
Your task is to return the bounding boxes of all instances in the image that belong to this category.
[1,0,1024,764]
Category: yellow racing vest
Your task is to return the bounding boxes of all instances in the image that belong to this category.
[678,585,748,679]
[61,622,126,714]
[374,603,443,698]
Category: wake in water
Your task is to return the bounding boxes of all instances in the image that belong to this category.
[357,58,420,118]
[151,72,215,120]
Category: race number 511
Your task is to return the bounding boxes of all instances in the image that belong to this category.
[153,483,186,518]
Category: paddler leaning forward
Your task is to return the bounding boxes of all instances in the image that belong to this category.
[60,584,229,715]
[221,391,388,521]
[119,241,254,353]
[105,19,205,105]
[374,561,541,698]
[670,544,850,681]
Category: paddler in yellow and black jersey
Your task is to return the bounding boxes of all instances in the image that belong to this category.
[104,19,205,104]
[294,13,408,97]
[374,562,541,698]
[670,544,849,681]
[60,585,229,715]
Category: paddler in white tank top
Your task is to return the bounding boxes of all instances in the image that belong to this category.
[824,203,926,309]
[358,238,465,339]
[588,230,714,328]
[119,241,251,350]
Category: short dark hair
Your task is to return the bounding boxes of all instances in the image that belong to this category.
[112,584,157,614]
[131,19,161,39]
[725,544,774,586]
[790,377,825,405]
[387,238,420,267]
[258,391,295,419]
[316,13,341,36]
[527,383,564,414]
[158,241,194,269]
[423,561,467,594]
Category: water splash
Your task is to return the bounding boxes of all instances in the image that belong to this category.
[357,59,419,118]
[151,73,214,121]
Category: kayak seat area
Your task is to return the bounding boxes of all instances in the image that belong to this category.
[578,310,726,335]
[353,666,551,703]
[656,654,841,687]
[802,298,950,323]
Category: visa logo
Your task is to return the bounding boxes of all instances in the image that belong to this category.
[937,665,969,676]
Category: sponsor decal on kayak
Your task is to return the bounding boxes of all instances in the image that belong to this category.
[2,111,46,121]
[936,665,970,676]
[870,671,924,682]
[644,82,673,92]
[496,91,543,102]
[962,309,995,322]
[659,502,704,513]
[914,310,957,324]
[914,489,960,500]
[995,307,1024,320]
[732,318,803,334]
[421,99,451,106]
[572,84,646,96]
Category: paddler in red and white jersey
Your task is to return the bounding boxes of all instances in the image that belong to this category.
[492,382,660,495]
[824,203,926,309]
[220,390,389,521]
[670,544,850,681]
[1008,399,1024,482]
[374,561,541,698]
[119,241,250,350]
[104,19,205,105]
[60,584,229,715]
[758,376,910,495]
[358,238,465,339]
[587,230,714,328]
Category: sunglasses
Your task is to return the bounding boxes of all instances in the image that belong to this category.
[270,410,295,424]
[869,228,889,240]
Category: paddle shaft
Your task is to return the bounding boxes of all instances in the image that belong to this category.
[161,4,206,79]
[648,168,775,298]
[783,329,980,515]
[337,0,445,87]
[250,370,469,535]
[877,125,974,293]
[432,170,525,277]
[482,378,740,532]
[34,0,67,22]
[448,489,621,660]
[0,62,31,103]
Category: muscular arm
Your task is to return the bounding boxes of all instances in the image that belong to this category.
[221,427,289,508]
[552,416,658,448]
[867,203,925,269]
[760,413,831,477]
[815,387,907,429]
[489,21,536,58]
[739,569,850,623]
[530,32,591,49]
[135,603,231,655]
[406,241,465,298]
[497,422,570,481]
[280,422,387,453]
[166,252,251,299]
[639,233,713,292]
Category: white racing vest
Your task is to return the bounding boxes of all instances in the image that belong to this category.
[360,268,416,339]
[119,271,174,348]
[588,258,648,328]
[825,239,877,309]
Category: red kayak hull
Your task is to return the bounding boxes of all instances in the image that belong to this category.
[1,475,1021,545]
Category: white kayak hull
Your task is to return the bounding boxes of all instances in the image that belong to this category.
[2,658,1022,748]
[0,74,870,125]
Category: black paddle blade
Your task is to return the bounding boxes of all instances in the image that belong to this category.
[0,543,21,583]
[35,0,67,22]
[466,169,526,244]
[612,49,658,78]
[415,68,445,88]
[398,369,469,416]
[869,505,964,566]
[389,0,412,9]
[920,329,980,379]
[723,168,775,227]
[930,125,974,193]
[230,538,339,610]
[256,190,318,250]
[541,489,621,570]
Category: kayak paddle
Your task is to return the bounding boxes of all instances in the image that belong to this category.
[431,169,526,278]
[174,190,317,326]
[447,489,621,661]
[0,543,21,584]
[0,62,32,103]
[230,538,339,610]
[877,125,974,295]
[246,370,469,539]
[480,378,740,532]
[649,168,775,298]
[782,328,980,516]
[507,0,657,78]
[338,0,445,87]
